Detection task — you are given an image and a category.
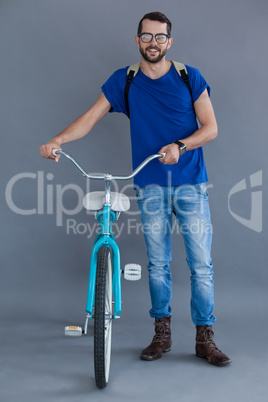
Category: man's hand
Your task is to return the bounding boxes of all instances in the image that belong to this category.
[158,143,180,165]
[39,141,62,162]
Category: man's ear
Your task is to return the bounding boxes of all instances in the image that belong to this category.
[135,36,140,47]
[167,37,173,50]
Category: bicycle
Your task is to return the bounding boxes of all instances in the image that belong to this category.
[51,148,165,389]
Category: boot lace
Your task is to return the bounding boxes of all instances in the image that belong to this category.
[201,327,221,352]
[152,321,166,343]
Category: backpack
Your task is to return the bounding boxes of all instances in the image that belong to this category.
[124,61,193,118]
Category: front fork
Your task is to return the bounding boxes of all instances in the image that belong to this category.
[85,206,122,322]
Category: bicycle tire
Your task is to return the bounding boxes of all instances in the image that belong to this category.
[94,246,113,389]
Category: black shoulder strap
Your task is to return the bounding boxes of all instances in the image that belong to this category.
[124,69,135,118]
[179,69,193,98]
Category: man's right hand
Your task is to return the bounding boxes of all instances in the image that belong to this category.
[39,142,62,162]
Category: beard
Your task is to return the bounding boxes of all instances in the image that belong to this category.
[139,45,167,64]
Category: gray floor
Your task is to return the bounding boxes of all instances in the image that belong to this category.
[1,281,267,402]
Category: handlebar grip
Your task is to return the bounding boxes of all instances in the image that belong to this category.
[52,149,58,157]
[159,152,166,159]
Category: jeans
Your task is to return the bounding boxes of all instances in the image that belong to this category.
[136,183,216,326]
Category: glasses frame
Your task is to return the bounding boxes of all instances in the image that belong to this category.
[138,32,170,44]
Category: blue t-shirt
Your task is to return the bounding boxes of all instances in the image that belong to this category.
[102,63,210,187]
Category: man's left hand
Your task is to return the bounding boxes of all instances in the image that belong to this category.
[158,143,180,165]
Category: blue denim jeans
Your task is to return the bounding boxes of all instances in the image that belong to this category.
[136,183,216,326]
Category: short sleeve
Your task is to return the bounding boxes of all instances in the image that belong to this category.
[186,65,211,103]
[101,68,128,115]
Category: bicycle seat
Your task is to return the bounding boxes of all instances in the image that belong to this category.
[83,191,130,212]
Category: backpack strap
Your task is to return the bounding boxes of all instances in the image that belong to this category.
[125,63,141,117]
[172,61,193,98]
[124,61,192,118]
[126,62,141,77]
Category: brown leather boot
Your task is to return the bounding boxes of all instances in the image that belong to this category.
[195,325,231,366]
[141,316,172,361]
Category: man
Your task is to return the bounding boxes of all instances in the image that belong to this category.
[39,12,231,366]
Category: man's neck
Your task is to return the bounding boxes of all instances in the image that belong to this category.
[140,58,172,80]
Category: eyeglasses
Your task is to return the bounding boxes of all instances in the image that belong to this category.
[138,32,170,44]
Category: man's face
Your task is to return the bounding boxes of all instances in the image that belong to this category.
[135,19,173,64]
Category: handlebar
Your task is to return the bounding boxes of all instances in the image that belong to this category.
[52,149,166,181]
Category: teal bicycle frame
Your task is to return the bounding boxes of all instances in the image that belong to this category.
[52,149,165,325]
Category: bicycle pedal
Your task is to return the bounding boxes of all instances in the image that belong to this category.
[64,326,82,336]
[124,264,142,281]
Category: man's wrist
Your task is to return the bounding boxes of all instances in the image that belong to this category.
[173,140,186,155]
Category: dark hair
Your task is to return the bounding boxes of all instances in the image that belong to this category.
[137,12,172,36]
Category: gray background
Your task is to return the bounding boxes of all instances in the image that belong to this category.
[1,0,267,401]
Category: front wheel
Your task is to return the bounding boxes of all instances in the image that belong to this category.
[94,246,113,389]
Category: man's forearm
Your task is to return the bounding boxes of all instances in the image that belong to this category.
[159,100,218,166]
[181,123,218,152]
[181,89,218,152]
[51,93,111,146]
[52,111,97,145]
[39,93,111,160]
